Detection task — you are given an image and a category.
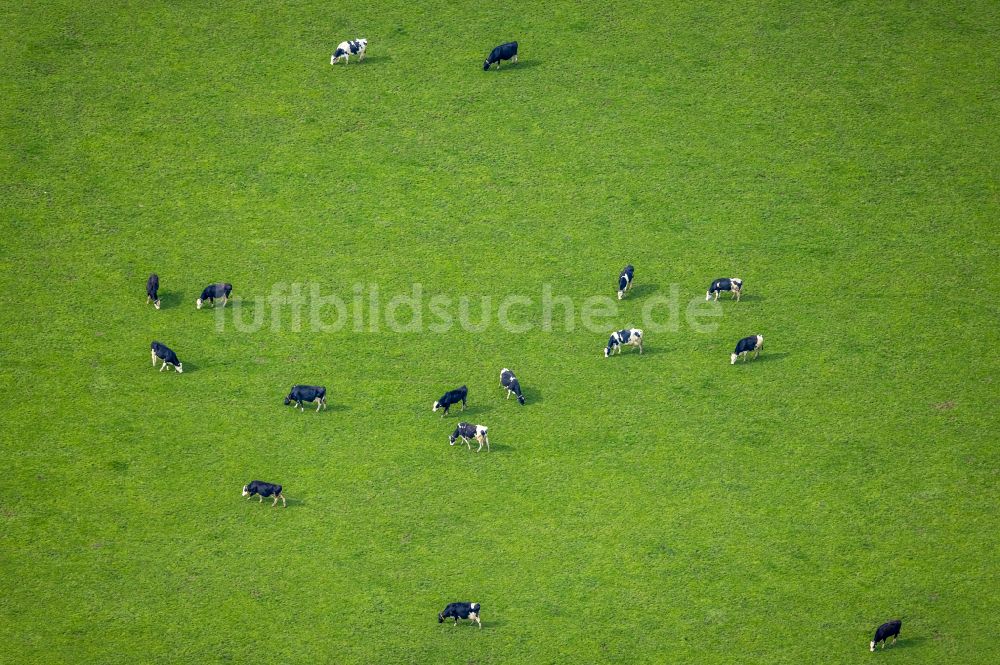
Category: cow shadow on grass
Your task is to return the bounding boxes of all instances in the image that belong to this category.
[734,352,789,365]
[490,59,542,73]
[520,387,543,405]
[626,283,658,299]
[155,291,185,310]
[887,636,925,650]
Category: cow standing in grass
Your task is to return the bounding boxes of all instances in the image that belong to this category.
[242,480,286,507]
[450,423,489,452]
[146,273,160,309]
[433,385,468,417]
[617,265,634,300]
[197,283,232,309]
[604,328,643,357]
[150,341,182,373]
[438,602,482,628]
[284,385,327,412]
[706,277,743,302]
[484,42,518,70]
[731,335,763,364]
[500,368,525,405]
[331,38,367,64]
[870,620,902,651]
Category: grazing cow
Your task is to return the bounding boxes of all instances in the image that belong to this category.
[731,335,764,364]
[870,620,902,651]
[484,41,518,70]
[242,480,286,507]
[196,283,232,309]
[617,264,634,300]
[438,602,482,628]
[706,277,743,302]
[604,328,643,357]
[146,273,160,309]
[150,341,183,373]
[449,422,489,452]
[331,38,367,64]
[284,385,327,412]
[499,368,525,405]
[433,385,468,417]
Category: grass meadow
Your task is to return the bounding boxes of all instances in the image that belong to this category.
[1,1,998,662]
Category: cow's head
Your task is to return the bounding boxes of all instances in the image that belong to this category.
[483,60,491,71]
[284,395,293,405]
[448,433,458,446]
[604,346,611,358]
[196,298,203,309]
[517,394,525,405]
[241,485,250,496]
[706,291,713,301]
[730,353,738,365]
[175,362,183,374]
[432,401,441,412]
[438,612,445,623]
[154,299,161,310]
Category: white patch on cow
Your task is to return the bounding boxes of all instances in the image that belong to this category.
[176,363,183,373]
[196,298,203,309]
[870,641,876,651]
[731,353,738,364]
[242,486,249,496]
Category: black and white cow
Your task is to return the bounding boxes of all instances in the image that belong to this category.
[242,480,286,507]
[433,385,468,417]
[617,264,634,300]
[196,283,232,309]
[604,328,643,357]
[499,368,525,405]
[150,341,183,373]
[870,620,902,651]
[146,273,160,309]
[706,277,743,302]
[284,385,327,412]
[731,335,763,364]
[438,602,482,628]
[331,38,367,65]
[449,422,489,452]
[484,41,518,70]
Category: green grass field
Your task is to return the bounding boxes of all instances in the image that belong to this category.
[2,1,998,662]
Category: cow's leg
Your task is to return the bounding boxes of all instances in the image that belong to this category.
[146,295,151,304]
[484,436,490,452]
[461,399,466,411]
[222,295,228,308]
[272,495,279,507]
[279,493,286,507]
[465,437,472,450]
[298,401,304,412]
[506,390,511,399]
[315,399,322,412]
[151,350,157,365]
[258,495,263,503]
[476,437,483,452]
[159,362,167,372]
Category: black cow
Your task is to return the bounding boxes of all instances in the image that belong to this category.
[618,264,634,300]
[146,273,160,309]
[870,620,902,651]
[484,42,518,70]
[706,277,743,302]
[438,602,482,628]
[197,283,232,309]
[500,368,525,405]
[242,480,286,507]
[731,335,764,364]
[433,385,468,416]
[449,422,489,452]
[150,341,182,373]
[284,385,327,412]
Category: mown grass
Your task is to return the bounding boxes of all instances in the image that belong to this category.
[1,1,998,663]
